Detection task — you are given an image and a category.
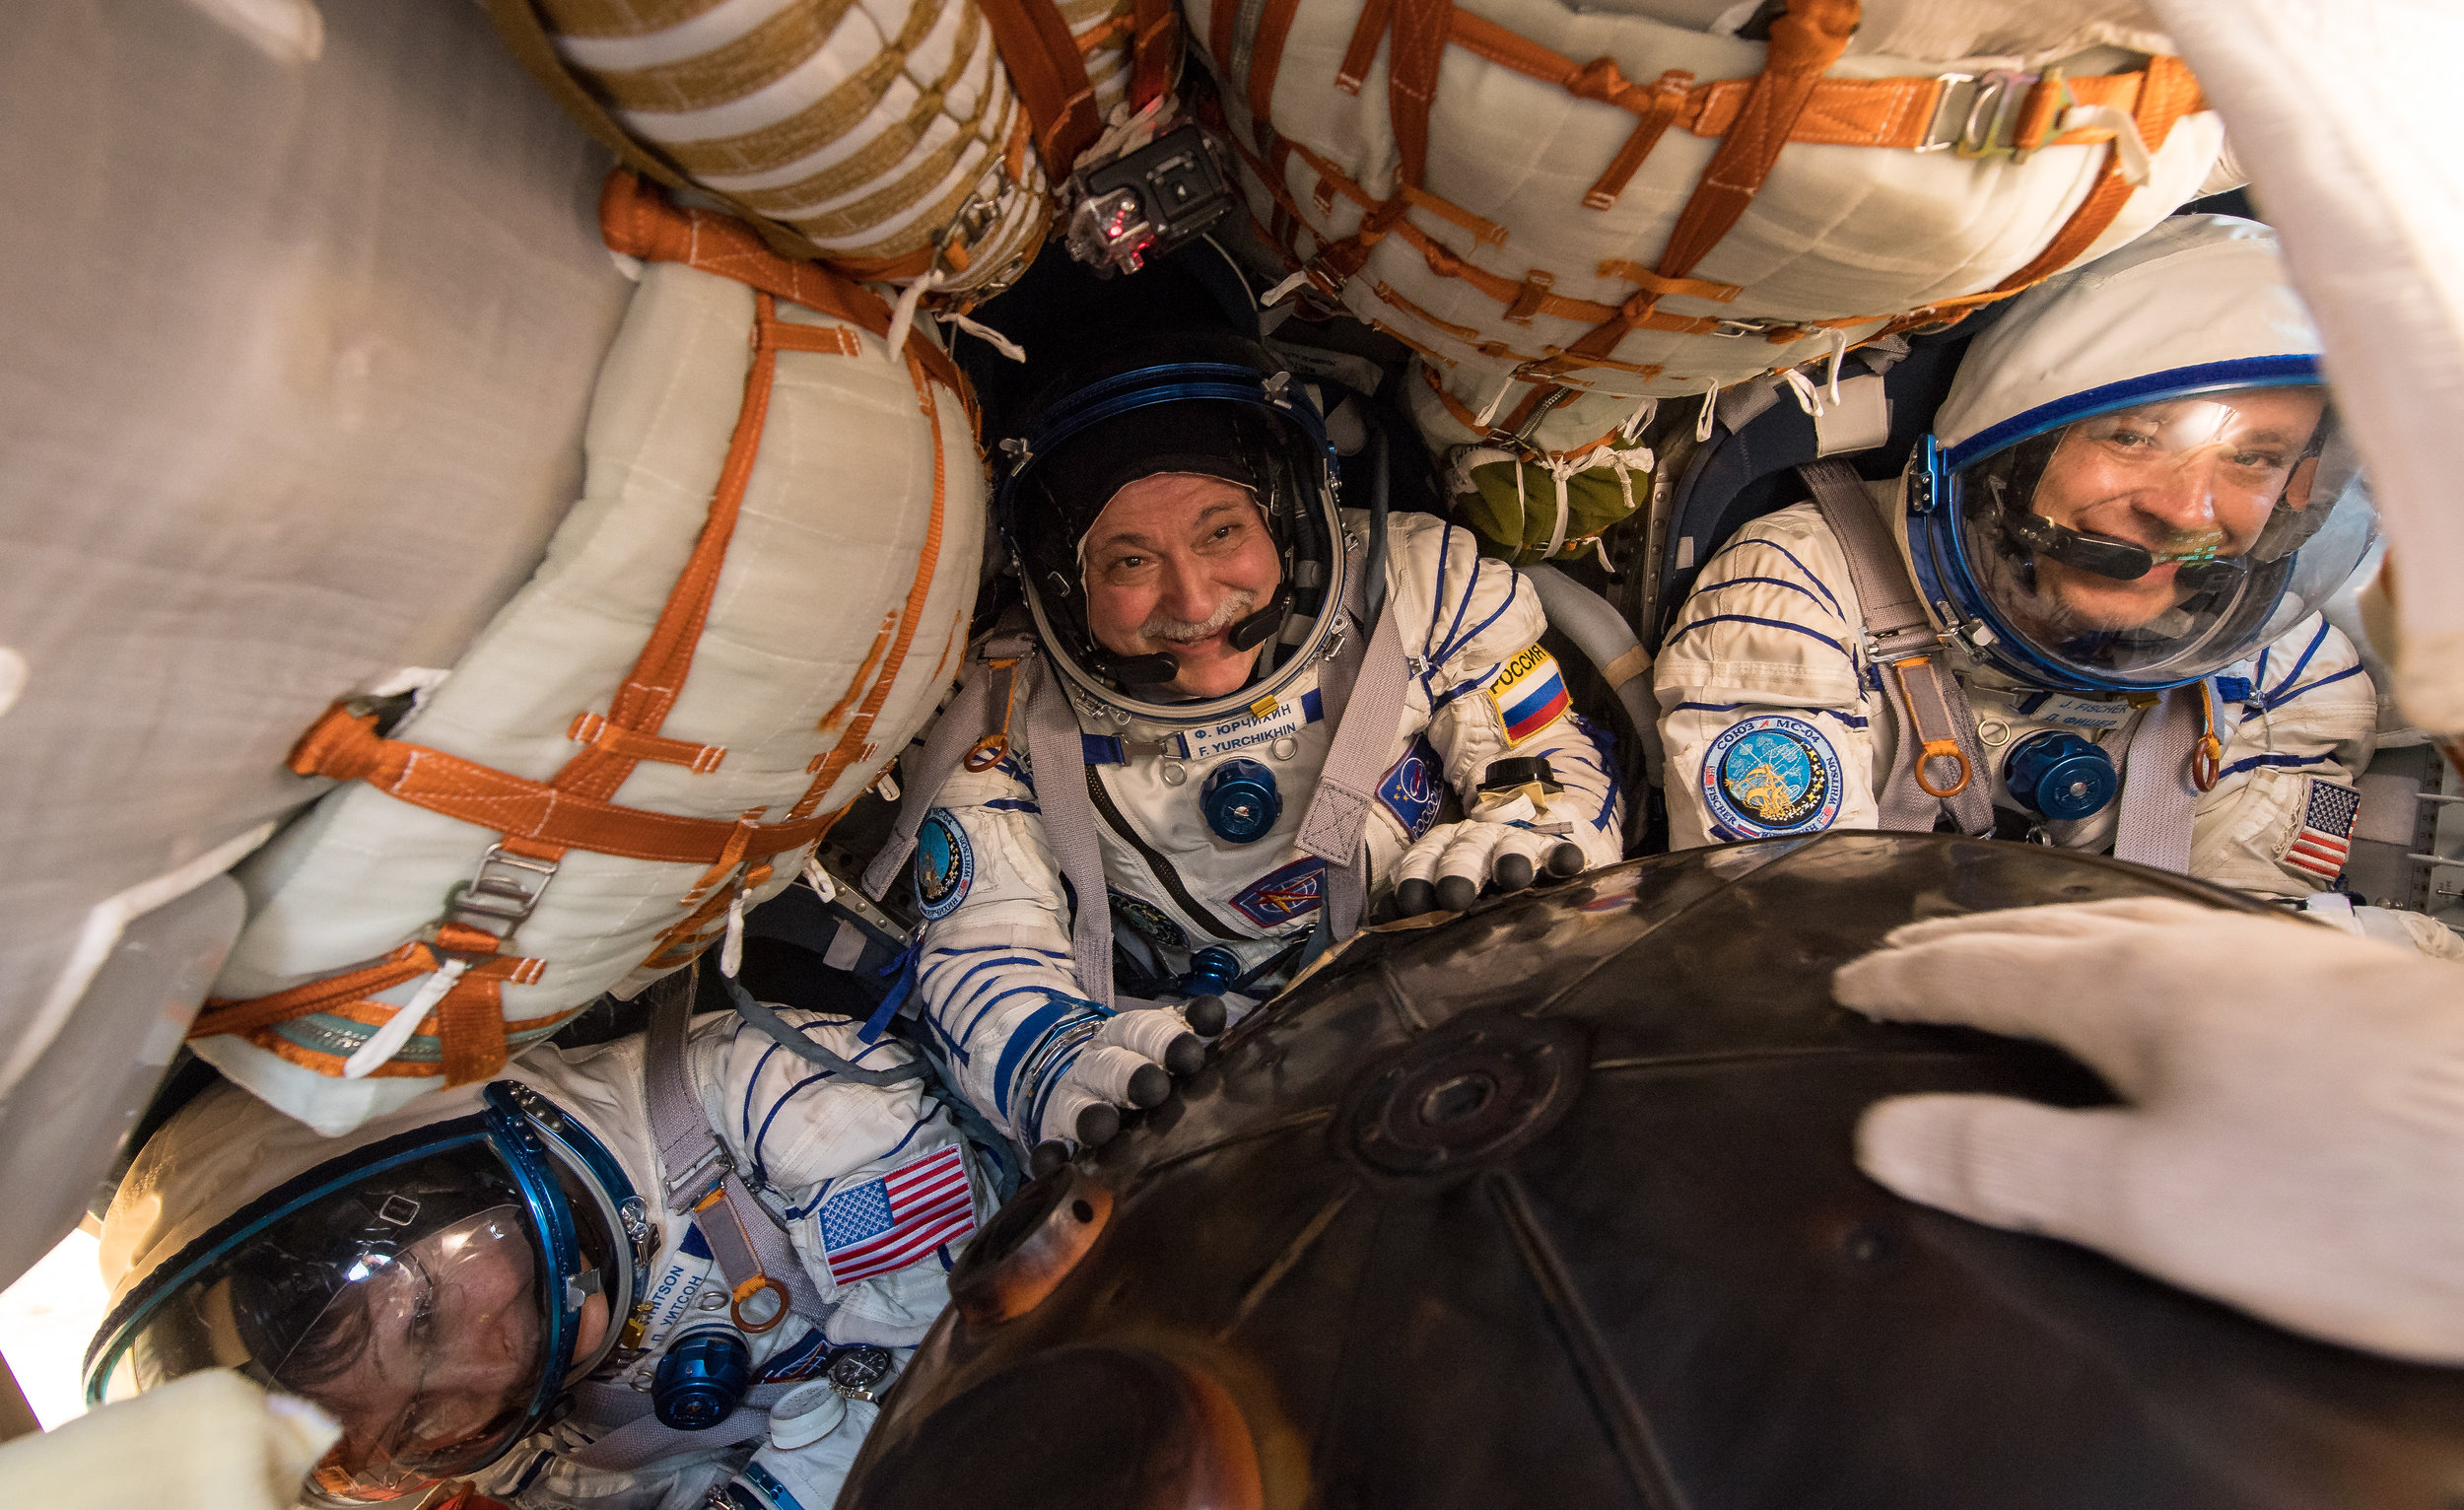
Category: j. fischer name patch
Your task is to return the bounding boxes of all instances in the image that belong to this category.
[1701,715,1842,839]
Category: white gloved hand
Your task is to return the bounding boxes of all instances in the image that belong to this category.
[1832,896,2464,1364]
[1029,1005,1208,1171]
[0,1370,338,1510]
[1395,796,1587,918]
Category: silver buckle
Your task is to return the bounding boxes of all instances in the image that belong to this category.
[445,843,559,940]
[1919,70,2037,158]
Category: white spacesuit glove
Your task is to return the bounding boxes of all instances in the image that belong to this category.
[1395,792,1587,918]
[1027,1004,1211,1172]
[1832,897,2464,1364]
[0,1370,338,1510]
[718,1387,878,1510]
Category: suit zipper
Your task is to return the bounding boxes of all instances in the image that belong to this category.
[1081,764,1248,941]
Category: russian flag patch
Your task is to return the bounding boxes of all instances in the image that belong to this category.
[1488,646,1570,746]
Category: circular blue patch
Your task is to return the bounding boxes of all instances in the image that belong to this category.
[914,809,973,921]
[1701,716,1842,839]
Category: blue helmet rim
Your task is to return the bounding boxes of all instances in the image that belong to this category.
[1941,355,2323,472]
[1910,357,2332,693]
[82,1084,637,1488]
[994,357,1350,728]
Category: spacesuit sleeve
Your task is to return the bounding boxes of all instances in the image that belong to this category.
[1652,504,1882,849]
[905,753,1106,1144]
[2191,614,2379,899]
[1390,514,1624,866]
[687,1009,980,1343]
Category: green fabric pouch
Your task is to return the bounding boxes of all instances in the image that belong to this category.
[1448,445,1653,566]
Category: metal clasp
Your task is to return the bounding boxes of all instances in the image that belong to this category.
[1919,70,2036,158]
[445,842,559,942]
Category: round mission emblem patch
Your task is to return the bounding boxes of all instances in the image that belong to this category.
[1701,715,1843,839]
[913,808,974,920]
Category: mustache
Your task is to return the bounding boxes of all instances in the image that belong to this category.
[1140,590,1257,644]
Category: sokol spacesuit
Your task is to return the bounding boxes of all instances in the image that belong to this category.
[1656,217,2381,900]
[869,334,1625,1158]
[84,991,987,1510]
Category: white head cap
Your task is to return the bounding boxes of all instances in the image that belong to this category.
[1935,216,2326,464]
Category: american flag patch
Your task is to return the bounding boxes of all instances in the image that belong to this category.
[816,1144,976,1287]
[2282,777,2360,882]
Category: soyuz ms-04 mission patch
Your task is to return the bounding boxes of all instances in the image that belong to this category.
[1378,736,1444,838]
[1702,716,1842,839]
[1488,646,1570,745]
[914,808,974,920]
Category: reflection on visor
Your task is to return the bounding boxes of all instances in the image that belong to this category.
[1948,382,2373,688]
[94,1143,572,1503]
[289,1207,545,1496]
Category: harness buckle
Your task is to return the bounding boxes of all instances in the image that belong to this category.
[445,843,559,943]
[1920,70,2037,158]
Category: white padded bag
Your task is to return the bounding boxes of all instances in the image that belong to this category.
[193,185,985,1133]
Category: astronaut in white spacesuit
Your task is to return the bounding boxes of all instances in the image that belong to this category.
[83,982,987,1510]
[1657,217,2384,905]
[868,333,1625,1162]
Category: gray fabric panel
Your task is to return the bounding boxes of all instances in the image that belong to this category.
[0,0,634,1277]
[2114,685,2201,873]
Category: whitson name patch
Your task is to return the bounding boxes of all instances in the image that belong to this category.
[1701,715,1842,839]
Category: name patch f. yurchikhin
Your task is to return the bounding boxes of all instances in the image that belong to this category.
[913,809,974,920]
[1488,646,1570,745]
[1701,715,1842,839]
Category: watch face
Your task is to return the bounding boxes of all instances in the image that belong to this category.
[829,1344,895,1392]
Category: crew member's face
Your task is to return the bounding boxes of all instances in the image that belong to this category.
[1081,473,1284,699]
[2024,388,2327,630]
[300,1211,607,1485]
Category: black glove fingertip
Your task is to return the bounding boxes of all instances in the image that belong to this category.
[1494,854,1535,891]
[1029,1138,1073,1178]
[1436,874,1478,914]
[1183,995,1228,1037]
[1546,841,1585,878]
[1075,1101,1123,1148]
[1163,1032,1206,1076]
[1126,1063,1171,1108]
[1397,877,1437,917]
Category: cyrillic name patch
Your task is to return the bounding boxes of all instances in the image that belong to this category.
[914,808,974,920]
[1701,715,1842,839]
[1377,736,1444,838]
[1487,645,1571,745]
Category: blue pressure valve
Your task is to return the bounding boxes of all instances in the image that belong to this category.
[1180,944,1242,999]
[1200,759,1282,844]
[652,1326,753,1429]
[2003,729,2118,822]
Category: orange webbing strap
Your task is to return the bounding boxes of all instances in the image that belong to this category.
[189,943,553,1086]
[1335,0,1394,93]
[1643,0,1857,291]
[598,172,972,403]
[282,704,838,867]
[1129,0,1179,109]
[1983,54,2207,294]
[1444,10,2181,158]
[1887,656,1976,800]
[1584,67,1695,211]
[974,0,1103,174]
[1246,0,1306,123]
[785,348,954,824]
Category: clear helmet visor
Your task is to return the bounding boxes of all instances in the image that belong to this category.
[1948,382,2374,688]
[92,1132,608,1502]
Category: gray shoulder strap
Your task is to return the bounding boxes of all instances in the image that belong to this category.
[562,1379,795,1471]
[861,623,1038,902]
[1796,461,1993,836]
[644,977,830,1328]
[1023,658,1116,1005]
[2112,683,2202,873]
[1297,601,1404,937]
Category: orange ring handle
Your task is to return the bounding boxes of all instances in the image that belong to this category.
[1913,738,1972,798]
[962,733,1008,772]
[731,1273,792,1334]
